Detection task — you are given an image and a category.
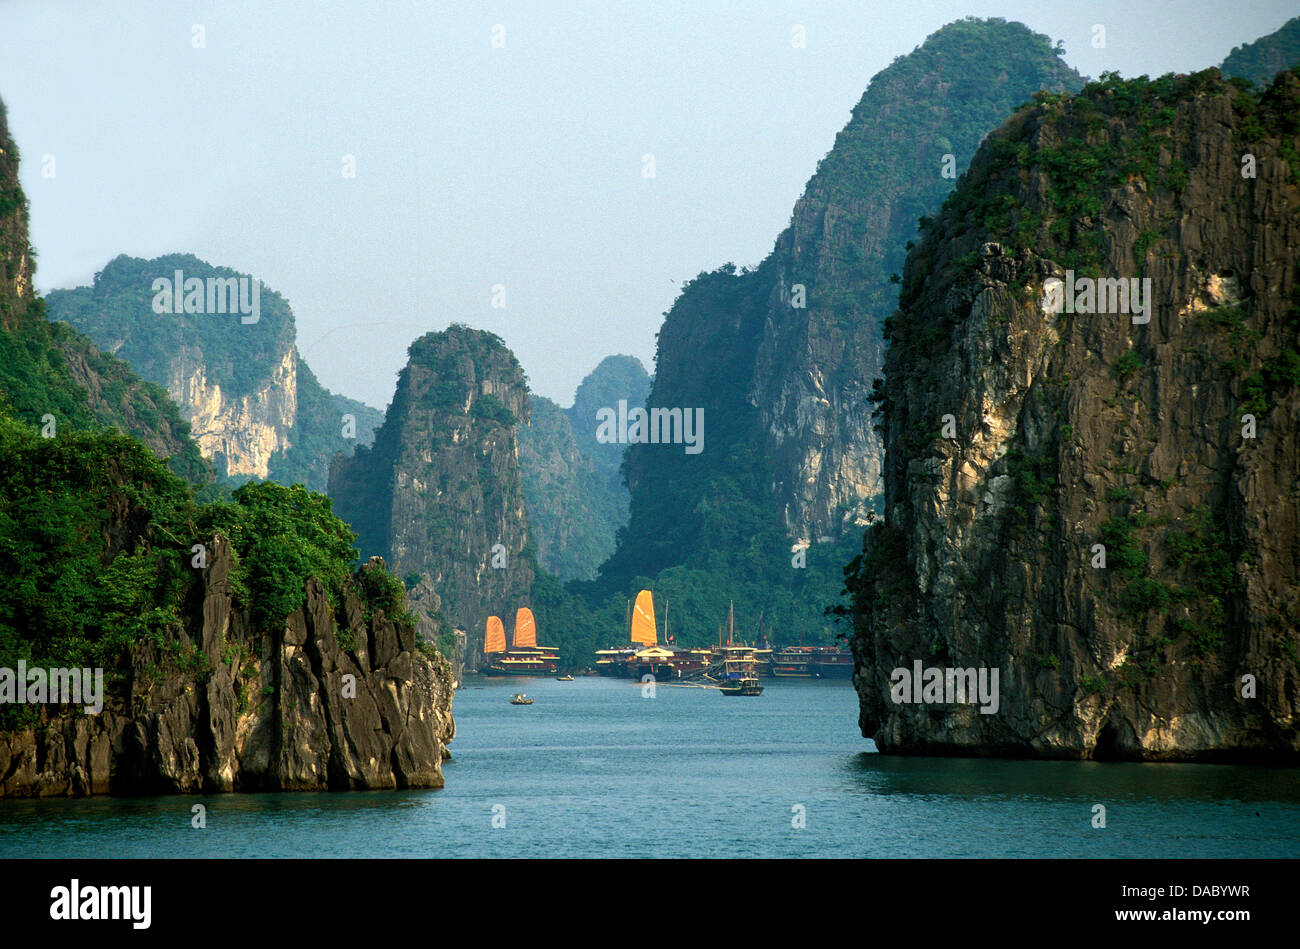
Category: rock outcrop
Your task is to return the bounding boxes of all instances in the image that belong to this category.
[518,356,649,581]
[0,99,31,330]
[329,324,536,660]
[597,18,1083,600]
[851,68,1300,761]
[0,95,452,795]
[175,343,298,479]
[0,541,454,797]
[45,254,382,490]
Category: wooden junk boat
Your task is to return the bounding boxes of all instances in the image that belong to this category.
[482,608,560,675]
[594,590,713,679]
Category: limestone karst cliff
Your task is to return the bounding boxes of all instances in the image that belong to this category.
[329,324,536,663]
[518,355,650,582]
[0,540,454,797]
[1220,15,1300,87]
[850,68,1300,761]
[592,18,1083,640]
[0,104,211,484]
[46,254,382,491]
[0,92,453,796]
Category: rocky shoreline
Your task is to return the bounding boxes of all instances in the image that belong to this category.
[0,544,455,797]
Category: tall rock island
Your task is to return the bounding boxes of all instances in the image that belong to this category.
[593,19,1083,637]
[850,68,1300,761]
[46,254,382,492]
[330,325,536,666]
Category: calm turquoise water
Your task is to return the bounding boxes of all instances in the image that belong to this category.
[1,676,1297,858]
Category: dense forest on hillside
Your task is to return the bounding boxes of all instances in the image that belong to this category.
[47,254,295,400]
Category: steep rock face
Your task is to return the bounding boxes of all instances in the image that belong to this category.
[519,394,611,580]
[174,343,297,478]
[852,69,1300,761]
[45,254,381,490]
[518,355,649,582]
[0,542,454,796]
[0,92,452,795]
[0,99,31,329]
[600,18,1083,595]
[330,325,535,658]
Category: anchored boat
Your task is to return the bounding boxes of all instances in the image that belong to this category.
[510,693,534,705]
[482,608,560,675]
[717,602,763,696]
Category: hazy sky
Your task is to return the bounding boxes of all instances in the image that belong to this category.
[1,1,1293,409]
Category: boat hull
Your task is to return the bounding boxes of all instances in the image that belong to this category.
[482,664,558,676]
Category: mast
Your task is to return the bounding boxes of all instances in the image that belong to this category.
[728,600,734,645]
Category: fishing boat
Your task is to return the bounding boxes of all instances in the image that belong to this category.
[719,676,764,696]
[510,693,533,705]
[482,608,560,675]
[716,602,763,696]
[556,674,574,681]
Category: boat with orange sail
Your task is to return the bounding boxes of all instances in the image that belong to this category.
[629,590,677,681]
[593,590,653,677]
[482,608,560,675]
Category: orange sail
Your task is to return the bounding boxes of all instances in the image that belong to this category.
[513,607,537,648]
[630,590,657,646]
[484,615,506,654]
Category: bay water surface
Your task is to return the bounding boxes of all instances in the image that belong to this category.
[1,676,1297,858]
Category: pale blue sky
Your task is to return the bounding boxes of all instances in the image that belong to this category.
[1,1,1293,409]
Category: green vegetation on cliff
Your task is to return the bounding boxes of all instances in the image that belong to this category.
[329,324,536,646]
[1220,16,1300,87]
[851,61,1300,759]
[0,298,211,485]
[0,100,211,488]
[46,254,295,400]
[266,356,383,490]
[520,394,623,582]
[0,407,414,728]
[518,355,650,582]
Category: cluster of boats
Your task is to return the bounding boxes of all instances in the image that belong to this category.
[482,591,851,698]
[482,608,561,675]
